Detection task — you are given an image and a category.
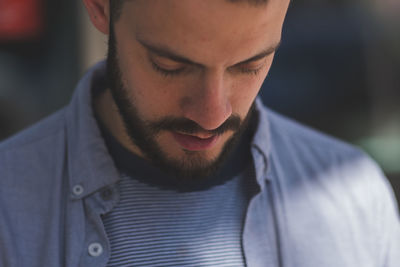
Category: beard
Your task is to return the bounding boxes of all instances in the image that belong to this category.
[105,25,255,180]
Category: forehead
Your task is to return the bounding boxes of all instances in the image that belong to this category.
[120,0,289,65]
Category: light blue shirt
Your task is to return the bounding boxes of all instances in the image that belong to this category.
[1,61,399,267]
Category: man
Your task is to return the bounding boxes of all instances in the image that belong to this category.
[0,0,398,266]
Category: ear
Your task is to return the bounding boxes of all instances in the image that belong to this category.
[82,0,110,35]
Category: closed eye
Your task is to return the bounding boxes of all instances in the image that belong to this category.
[238,65,264,75]
[150,60,187,77]
[229,58,267,76]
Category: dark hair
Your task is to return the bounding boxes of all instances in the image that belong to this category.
[110,0,125,21]
[110,0,269,22]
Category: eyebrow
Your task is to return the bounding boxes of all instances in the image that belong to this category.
[137,37,281,68]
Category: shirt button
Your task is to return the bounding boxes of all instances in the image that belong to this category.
[88,242,103,257]
[72,184,84,196]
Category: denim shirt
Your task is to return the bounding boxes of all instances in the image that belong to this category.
[1,61,399,267]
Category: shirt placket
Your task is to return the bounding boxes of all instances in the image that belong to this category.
[242,146,281,267]
[78,185,119,267]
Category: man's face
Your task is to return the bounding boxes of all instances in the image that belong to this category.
[106,0,289,178]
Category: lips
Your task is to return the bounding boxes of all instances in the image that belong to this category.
[172,132,219,151]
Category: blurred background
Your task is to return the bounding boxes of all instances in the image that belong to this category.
[0,0,399,204]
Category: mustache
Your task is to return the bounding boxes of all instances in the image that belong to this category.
[147,115,242,136]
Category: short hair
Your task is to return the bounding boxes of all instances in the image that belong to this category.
[110,0,125,21]
[110,0,269,22]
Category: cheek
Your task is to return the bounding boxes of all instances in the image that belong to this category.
[117,50,182,117]
[114,27,184,119]
[230,86,258,119]
[230,73,268,117]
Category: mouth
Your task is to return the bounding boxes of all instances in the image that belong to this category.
[171,131,219,151]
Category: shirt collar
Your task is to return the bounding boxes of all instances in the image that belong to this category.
[66,61,120,200]
[250,98,273,186]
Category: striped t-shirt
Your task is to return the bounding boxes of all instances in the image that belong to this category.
[100,124,258,266]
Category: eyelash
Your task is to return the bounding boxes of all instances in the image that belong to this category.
[150,61,263,77]
[239,66,263,76]
[150,61,186,77]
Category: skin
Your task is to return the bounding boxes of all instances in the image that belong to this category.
[83,0,290,178]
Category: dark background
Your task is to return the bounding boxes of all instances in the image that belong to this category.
[0,1,399,205]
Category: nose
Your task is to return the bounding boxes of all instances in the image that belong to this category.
[181,71,232,131]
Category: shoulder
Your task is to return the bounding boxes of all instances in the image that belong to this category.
[257,101,396,211]
[261,103,384,182]
[266,107,356,156]
[260,103,398,222]
[0,108,66,152]
[259,104,365,172]
[0,108,68,189]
